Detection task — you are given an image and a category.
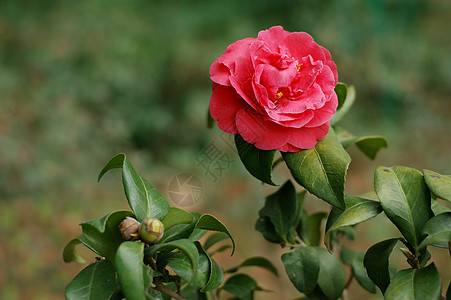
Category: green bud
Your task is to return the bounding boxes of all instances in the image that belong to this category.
[139,218,165,244]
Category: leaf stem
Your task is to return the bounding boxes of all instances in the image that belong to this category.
[153,277,186,300]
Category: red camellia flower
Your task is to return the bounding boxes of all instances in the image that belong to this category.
[209,26,338,152]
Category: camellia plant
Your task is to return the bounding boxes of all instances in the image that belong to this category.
[64,26,451,299]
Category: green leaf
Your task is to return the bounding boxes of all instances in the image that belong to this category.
[423,169,451,201]
[166,252,209,288]
[189,229,207,242]
[283,128,350,209]
[221,274,258,300]
[195,214,235,255]
[145,239,199,285]
[162,207,195,230]
[98,153,170,221]
[226,256,278,276]
[313,247,346,300]
[330,85,356,125]
[363,238,399,294]
[447,281,451,300]
[384,264,441,300]
[340,246,358,265]
[203,232,229,250]
[255,216,283,244]
[258,180,300,244]
[335,127,387,160]
[235,134,276,185]
[80,210,135,263]
[115,242,153,300]
[375,166,432,253]
[351,253,376,294]
[65,260,116,300]
[63,237,86,264]
[306,212,328,246]
[282,247,320,294]
[207,108,215,129]
[335,82,347,110]
[431,200,451,215]
[419,212,451,249]
[326,196,382,235]
[196,242,224,292]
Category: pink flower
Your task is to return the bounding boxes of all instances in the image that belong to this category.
[209,26,338,152]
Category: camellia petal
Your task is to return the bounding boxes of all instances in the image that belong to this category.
[209,26,338,151]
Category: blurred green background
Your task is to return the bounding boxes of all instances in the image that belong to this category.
[0,0,450,299]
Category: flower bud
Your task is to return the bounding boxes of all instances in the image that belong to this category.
[119,217,140,241]
[139,217,165,244]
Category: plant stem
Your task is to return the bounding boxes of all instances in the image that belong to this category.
[153,277,186,300]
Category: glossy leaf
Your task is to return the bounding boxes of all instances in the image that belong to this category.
[235,134,276,185]
[335,127,387,160]
[195,214,235,255]
[258,180,299,244]
[115,242,154,300]
[255,216,283,244]
[330,85,356,125]
[351,253,376,294]
[145,239,199,285]
[80,210,135,263]
[283,128,350,209]
[166,252,209,288]
[282,247,319,294]
[314,247,346,300]
[189,229,207,242]
[196,242,224,292]
[326,195,382,234]
[226,256,278,276]
[375,166,432,253]
[419,212,451,249]
[384,264,441,300]
[98,153,170,221]
[63,237,86,264]
[335,82,347,110]
[203,232,229,250]
[65,260,116,300]
[162,207,194,230]
[306,212,328,246]
[221,273,258,300]
[423,169,451,201]
[363,238,399,294]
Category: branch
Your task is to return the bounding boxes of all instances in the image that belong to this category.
[153,277,186,300]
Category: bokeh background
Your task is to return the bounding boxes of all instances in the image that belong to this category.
[1,0,450,299]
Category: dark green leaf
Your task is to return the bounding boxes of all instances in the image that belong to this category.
[335,82,347,110]
[384,264,441,300]
[80,210,135,263]
[226,257,278,276]
[162,207,194,230]
[330,85,355,125]
[189,229,207,242]
[258,180,299,244]
[98,153,170,221]
[195,214,235,255]
[306,212,328,246]
[210,244,232,255]
[63,237,86,264]
[203,232,229,250]
[423,169,451,201]
[207,108,215,129]
[166,252,209,288]
[221,274,258,300]
[283,128,350,209]
[335,127,387,160]
[115,242,154,300]
[196,242,224,292]
[363,238,399,294]
[282,247,319,294]
[313,247,346,300]
[419,212,451,249]
[446,281,451,300]
[351,253,376,294]
[375,166,432,253]
[255,216,283,244]
[145,239,199,285]
[65,260,116,300]
[235,134,276,185]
